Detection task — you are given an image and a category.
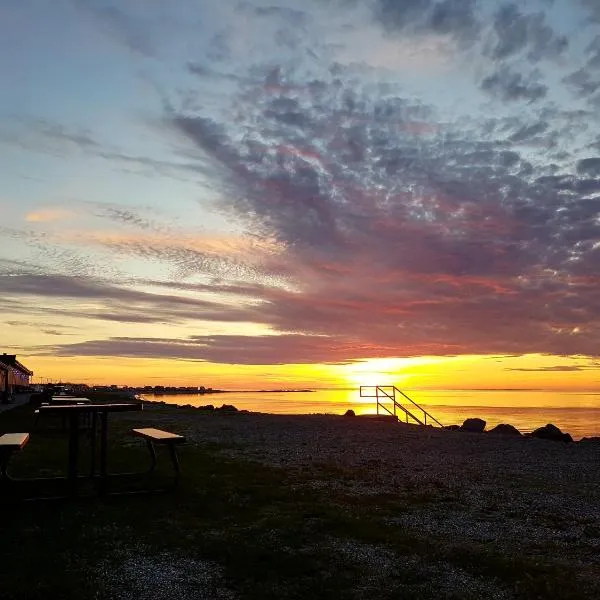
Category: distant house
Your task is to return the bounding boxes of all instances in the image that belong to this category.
[0,354,34,394]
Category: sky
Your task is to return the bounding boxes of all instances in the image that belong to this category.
[1,0,600,391]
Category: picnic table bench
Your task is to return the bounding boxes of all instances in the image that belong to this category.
[0,433,30,482]
[132,428,185,478]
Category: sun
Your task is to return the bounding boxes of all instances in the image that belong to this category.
[337,358,410,389]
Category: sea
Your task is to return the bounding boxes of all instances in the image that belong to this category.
[141,388,600,440]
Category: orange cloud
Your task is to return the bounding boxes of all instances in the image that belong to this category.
[25,208,76,223]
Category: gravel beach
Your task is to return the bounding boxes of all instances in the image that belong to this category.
[125,405,600,598]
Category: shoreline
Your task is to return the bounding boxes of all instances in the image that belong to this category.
[142,398,600,442]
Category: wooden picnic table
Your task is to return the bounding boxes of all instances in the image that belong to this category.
[38,402,142,494]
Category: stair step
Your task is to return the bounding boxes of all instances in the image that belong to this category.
[359,385,443,428]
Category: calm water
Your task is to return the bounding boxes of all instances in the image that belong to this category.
[142,389,600,439]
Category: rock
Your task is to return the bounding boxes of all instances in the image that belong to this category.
[460,418,486,433]
[344,409,356,417]
[197,404,215,411]
[444,425,461,431]
[580,436,600,444]
[488,424,521,436]
[218,404,238,413]
[530,423,572,442]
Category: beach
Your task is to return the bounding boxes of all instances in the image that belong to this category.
[2,400,600,599]
[130,403,600,598]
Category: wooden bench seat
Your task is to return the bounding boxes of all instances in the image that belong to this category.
[0,433,30,482]
[0,433,30,449]
[131,428,185,480]
[132,428,185,444]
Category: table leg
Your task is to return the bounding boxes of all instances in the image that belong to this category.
[90,411,97,477]
[99,412,108,495]
[68,412,80,494]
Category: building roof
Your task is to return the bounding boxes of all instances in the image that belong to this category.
[0,354,33,376]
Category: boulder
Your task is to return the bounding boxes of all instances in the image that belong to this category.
[444,425,461,431]
[579,436,600,444]
[530,423,572,442]
[488,424,521,436]
[460,418,486,433]
[218,404,238,413]
[344,409,356,417]
[198,404,215,411]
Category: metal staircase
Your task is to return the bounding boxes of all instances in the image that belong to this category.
[359,385,443,427]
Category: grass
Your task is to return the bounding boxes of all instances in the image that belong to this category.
[0,402,597,599]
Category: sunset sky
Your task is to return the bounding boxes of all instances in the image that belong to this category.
[1,0,599,391]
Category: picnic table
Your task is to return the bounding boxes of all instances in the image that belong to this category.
[38,402,142,493]
[2,399,184,498]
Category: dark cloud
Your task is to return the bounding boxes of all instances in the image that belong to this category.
[251,5,309,26]
[507,365,597,372]
[489,3,567,62]
[481,67,547,103]
[156,58,600,361]
[563,69,600,98]
[508,121,549,143]
[375,0,432,30]
[576,158,600,176]
[93,207,172,233]
[375,0,567,58]
[0,274,261,325]
[581,0,600,23]
[48,334,356,364]
[375,0,479,45]
[428,0,479,43]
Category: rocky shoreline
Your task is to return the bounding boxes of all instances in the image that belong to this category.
[147,398,600,444]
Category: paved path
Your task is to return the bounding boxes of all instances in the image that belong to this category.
[0,393,31,414]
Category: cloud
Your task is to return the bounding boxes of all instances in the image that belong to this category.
[0,117,198,182]
[0,273,263,325]
[586,36,600,69]
[154,38,600,362]
[507,365,598,372]
[488,3,567,62]
[4,0,600,365]
[563,69,600,98]
[25,208,76,223]
[576,158,600,176]
[581,0,600,23]
[481,66,548,102]
[508,121,549,143]
[47,333,423,364]
[374,0,480,46]
[72,1,157,56]
[0,118,101,155]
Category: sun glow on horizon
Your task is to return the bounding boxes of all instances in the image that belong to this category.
[16,352,600,394]
[335,357,445,389]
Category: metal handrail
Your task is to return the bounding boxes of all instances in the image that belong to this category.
[392,387,444,428]
[359,385,443,428]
